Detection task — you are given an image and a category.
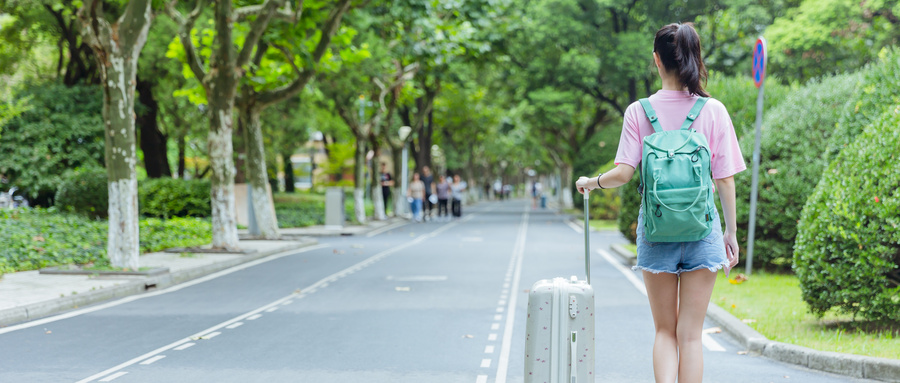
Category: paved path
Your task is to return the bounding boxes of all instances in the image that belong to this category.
[0,200,876,382]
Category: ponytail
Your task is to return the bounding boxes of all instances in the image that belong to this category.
[653,23,709,97]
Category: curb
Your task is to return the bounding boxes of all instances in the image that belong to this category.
[607,244,900,382]
[0,240,318,328]
[706,304,900,382]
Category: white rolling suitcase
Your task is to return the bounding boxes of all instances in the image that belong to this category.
[525,191,595,382]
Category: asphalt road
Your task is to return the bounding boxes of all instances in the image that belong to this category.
[0,200,877,382]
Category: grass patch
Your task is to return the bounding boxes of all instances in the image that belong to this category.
[589,219,618,231]
[621,243,637,255]
[711,271,900,359]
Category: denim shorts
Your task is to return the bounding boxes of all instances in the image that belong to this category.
[633,207,728,275]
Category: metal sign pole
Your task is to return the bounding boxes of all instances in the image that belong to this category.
[746,37,767,276]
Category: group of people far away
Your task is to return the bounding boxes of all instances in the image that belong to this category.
[379,163,466,223]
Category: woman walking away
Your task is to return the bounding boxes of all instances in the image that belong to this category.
[450,174,466,218]
[576,22,744,383]
[407,172,425,222]
[436,174,451,222]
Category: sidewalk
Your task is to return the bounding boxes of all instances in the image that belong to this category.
[606,240,900,383]
[0,217,410,329]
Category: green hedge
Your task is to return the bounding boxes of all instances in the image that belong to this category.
[793,109,900,322]
[55,168,109,219]
[734,73,864,270]
[139,178,211,218]
[0,209,211,276]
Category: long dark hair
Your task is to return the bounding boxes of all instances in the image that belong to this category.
[654,23,709,97]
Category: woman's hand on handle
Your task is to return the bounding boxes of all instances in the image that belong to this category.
[575,177,595,195]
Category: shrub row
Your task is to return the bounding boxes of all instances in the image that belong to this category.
[0,209,211,276]
[54,169,211,219]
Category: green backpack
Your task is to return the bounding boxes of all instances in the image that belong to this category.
[639,97,716,242]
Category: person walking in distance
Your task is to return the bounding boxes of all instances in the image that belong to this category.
[421,166,436,221]
[576,23,744,383]
[435,174,451,222]
[407,172,425,222]
[380,163,394,215]
[450,174,466,218]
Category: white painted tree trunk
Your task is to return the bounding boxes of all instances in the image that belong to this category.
[243,107,280,238]
[353,189,366,224]
[209,124,240,250]
[561,164,574,209]
[108,174,140,269]
[372,179,386,221]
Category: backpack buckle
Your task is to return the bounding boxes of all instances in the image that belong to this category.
[667,150,674,158]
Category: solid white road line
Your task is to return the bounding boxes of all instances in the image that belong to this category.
[702,333,726,352]
[596,249,647,296]
[0,244,330,336]
[97,372,127,382]
[139,355,165,365]
[76,215,476,383]
[173,343,195,351]
[201,331,221,340]
[495,206,529,383]
[365,220,410,238]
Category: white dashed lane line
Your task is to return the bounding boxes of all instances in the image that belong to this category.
[98,372,127,382]
[139,355,165,365]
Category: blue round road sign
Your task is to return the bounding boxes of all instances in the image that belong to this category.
[753,37,767,88]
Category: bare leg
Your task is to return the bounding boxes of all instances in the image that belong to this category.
[643,271,679,383]
[676,269,718,383]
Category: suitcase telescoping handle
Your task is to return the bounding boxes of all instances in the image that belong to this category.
[584,190,591,285]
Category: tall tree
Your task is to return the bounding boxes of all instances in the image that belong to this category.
[76,0,153,269]
[167,0,297,249]
[234,0,353,238]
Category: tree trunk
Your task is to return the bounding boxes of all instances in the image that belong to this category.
[234,116,247,184]
[208,93,240,250]
[560,162,574,209]
[391,145,403,216]
[241,105,280,238]
[371,140,386,221]
[353,134,367,224]
[177,128,186,178]
[282,152,295,193]
[136,77,172,178]
[78,0,152,269]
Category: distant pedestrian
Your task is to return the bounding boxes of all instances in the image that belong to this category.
[421,166,436,221]
[451,174,466,218]
[380,163,394,215]
[575,22,743,383]
[407,172,425,222]
[435,174,451,221]
[531,180,542,208]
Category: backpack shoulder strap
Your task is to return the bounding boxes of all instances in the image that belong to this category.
[638,98,663,133]
[680,97,709,130]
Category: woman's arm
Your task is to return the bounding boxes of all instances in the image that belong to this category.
[575,164,636,194]
[715,176,740,268]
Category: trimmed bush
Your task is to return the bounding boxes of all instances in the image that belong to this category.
[734,73,864,270]
[55,168,108,219]
[139,178,211,218]
[617,175,641,244]
[0,83,105,204]
[793,108,900,322]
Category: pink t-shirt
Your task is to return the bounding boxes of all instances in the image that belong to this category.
[614,90,746,180]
